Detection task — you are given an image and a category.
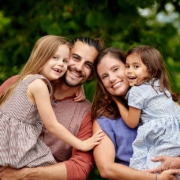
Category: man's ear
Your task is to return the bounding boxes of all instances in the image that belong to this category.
[87,73,94,81]
[88,70,95,81]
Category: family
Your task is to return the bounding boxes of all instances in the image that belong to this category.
[0,35,180,180]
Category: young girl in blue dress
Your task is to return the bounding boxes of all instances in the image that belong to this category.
[116,45,180,170]
[0,35,103,168]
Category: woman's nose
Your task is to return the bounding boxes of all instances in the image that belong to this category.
[109,73,116,82]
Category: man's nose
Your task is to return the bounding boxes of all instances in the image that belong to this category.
[75,61,84,71]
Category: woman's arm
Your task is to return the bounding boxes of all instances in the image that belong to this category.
[0,163,67,180]
[93,120,179,180]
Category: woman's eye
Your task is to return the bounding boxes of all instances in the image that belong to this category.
[102,75,107,80]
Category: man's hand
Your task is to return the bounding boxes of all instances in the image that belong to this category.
[148,156,180,173]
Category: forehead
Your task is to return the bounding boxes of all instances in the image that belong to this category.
[126,53,142,63]
[55,44,70,58]
[98,54,125,73]
[71,41,98,63]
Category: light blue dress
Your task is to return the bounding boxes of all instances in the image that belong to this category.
[97,116,137,166]
[127,80,180,170]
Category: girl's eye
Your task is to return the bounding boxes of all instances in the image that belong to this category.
[114,67,119,71]
[134,65,139,69]
[53,56,58,60]
[63,59,68,63]
[125,65,129,68]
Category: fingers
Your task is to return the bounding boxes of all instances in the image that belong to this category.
[164,169,180,176]
[73,94,85,102]
[147,166,164,173]
[92,131,104,145]
[151,156,165,162]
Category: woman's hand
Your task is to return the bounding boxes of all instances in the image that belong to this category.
[0,167,30,180]
[158,169,180,180]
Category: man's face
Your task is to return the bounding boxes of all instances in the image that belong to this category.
[64,41,98,87]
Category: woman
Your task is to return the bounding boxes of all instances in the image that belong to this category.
[91,47,179,180]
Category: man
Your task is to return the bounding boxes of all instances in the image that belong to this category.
[0,36,103,180]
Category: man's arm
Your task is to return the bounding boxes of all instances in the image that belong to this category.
[0,75,18,95]
[65,111,94,179]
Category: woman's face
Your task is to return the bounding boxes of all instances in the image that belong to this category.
[97,54,129,97]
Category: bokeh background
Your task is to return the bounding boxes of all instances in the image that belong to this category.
[0,0,180,179]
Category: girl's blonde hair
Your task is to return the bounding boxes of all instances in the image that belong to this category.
[0,35,71,105]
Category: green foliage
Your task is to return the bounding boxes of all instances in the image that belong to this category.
[0,0,180,178]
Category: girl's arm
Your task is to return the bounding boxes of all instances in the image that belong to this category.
[74,85,86,102]
[28,79,104,151]
[93,120,179,180]
[112,96,140,128]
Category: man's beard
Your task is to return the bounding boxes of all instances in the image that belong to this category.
[62,74,83,87]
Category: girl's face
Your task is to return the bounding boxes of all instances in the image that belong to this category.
[97,54,129,97]
[125,53,149,86]
[40,44,70,81]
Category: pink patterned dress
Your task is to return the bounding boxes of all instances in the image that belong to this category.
[0,74,56,168]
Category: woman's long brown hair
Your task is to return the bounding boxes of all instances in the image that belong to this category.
[91,47,128,120]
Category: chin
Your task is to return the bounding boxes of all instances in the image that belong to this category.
[64,79,79,87]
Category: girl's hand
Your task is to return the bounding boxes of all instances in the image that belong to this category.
[81,130,104,151]
[74,85,86,102]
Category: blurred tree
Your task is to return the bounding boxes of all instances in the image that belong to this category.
[0,0,180,178]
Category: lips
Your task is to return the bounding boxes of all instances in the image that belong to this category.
[53,68,63,73]
[68,67,84,79]
[112,81,122,89]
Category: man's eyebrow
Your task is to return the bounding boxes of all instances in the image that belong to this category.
[72,53,81,58]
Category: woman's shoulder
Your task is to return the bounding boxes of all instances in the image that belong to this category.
[97,116,134,130]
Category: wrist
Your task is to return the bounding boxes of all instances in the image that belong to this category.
[155,173,158,180]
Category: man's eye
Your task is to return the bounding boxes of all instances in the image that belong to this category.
[86,63,93,69]
[72,56,79,61]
